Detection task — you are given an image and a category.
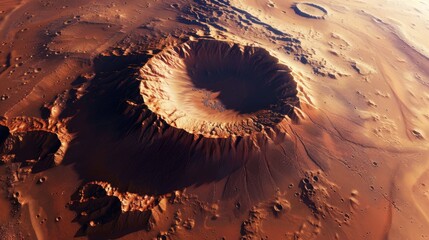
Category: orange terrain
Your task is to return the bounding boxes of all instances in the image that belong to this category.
[0,0,429,239]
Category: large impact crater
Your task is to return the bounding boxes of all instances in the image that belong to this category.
[140,39,299,138]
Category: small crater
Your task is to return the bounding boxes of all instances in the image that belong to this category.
[271,199,290,217]
[411,129,424,139]
[183,218,196,230]
[1,94,9,101]
[157,233,168,240]
[273,202,283,212]
[37,177,46,184]
[292,3,328,19]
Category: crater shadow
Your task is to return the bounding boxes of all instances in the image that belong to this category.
[0,128,61,172]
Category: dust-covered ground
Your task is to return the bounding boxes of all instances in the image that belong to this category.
[0,0,429,239]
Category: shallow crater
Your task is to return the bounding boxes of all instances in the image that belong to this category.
[292,3,328,19]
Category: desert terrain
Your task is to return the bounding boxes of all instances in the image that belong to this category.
[0,0,429,239]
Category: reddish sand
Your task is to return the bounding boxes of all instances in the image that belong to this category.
[0,0,429,240]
